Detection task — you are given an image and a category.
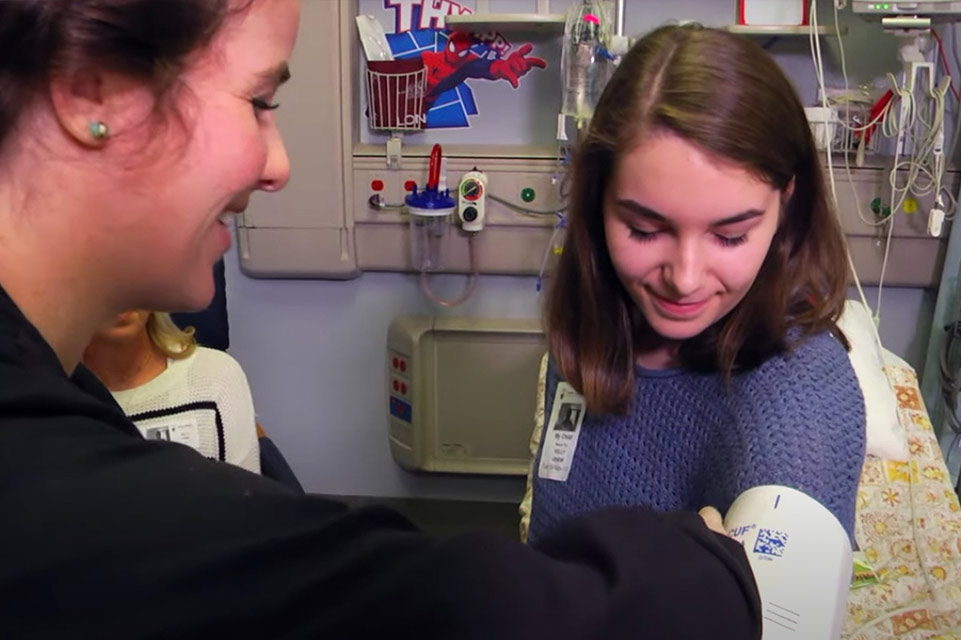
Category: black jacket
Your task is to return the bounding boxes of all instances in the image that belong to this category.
[0,285,761,639]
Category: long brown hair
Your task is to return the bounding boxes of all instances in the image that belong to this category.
[546,24,850,415]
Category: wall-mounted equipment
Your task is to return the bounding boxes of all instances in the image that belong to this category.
[458,170,488,233]
[405,145,456,272]
[853,0,961,30]
[738,0,809,26]
[386,315,546,476]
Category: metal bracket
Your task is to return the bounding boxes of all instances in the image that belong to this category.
[387,133,403,170]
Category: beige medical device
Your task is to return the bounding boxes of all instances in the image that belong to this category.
[387,316,546,475]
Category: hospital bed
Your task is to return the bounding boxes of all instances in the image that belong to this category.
[844,352,961,639]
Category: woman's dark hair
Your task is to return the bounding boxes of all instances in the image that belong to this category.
[0,0,243,152]
[546,24,850,415]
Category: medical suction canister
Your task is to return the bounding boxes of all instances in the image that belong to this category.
[405,144,456,272]
[404,144,479,308]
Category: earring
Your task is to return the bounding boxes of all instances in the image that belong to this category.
[88,121,109,141]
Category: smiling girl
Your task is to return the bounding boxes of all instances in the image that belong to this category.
[525,24,866,545]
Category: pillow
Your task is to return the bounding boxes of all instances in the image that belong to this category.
[836,300,909,461]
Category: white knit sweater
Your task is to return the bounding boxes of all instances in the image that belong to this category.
[111,347,261,474]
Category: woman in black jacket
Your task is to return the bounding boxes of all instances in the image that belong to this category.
[0,1,760,637]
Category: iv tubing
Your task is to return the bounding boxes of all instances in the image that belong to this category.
[419,233,479,308]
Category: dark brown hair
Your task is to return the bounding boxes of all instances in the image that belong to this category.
[546,24,850,415]
[0,0,243,154]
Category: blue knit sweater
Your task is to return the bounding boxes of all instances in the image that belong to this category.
[527,331,866,545]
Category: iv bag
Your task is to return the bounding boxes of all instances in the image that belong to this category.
[561,1,614,121]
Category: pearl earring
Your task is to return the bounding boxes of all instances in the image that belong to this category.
[88,121,109,140]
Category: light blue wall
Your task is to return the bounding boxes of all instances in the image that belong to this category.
[224,0,942,501]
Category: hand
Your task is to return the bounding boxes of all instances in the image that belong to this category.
[489,44,547,88]
[698,506,726,535]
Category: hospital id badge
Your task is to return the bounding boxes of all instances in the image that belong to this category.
[538,382,587,482]
[141,416,201,450]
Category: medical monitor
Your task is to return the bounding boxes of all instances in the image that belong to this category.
[853,1,961,20]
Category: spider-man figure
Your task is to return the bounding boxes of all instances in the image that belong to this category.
[420,31,546,108]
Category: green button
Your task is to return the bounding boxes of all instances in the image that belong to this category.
[870,197,881,214]
[521,187,536,203]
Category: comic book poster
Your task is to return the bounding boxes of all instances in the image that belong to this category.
[361,0,550,133]
[382,0,546,128]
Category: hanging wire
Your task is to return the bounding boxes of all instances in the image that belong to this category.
[488,193,565,217]
[536,213,567,294]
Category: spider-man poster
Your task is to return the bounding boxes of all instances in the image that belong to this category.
[381,0,547,128]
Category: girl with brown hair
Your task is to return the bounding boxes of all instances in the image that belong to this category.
[525,24,866,545]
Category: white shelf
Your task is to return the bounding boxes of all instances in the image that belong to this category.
[446,13,566,34]
[725,24,847,35]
